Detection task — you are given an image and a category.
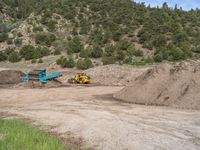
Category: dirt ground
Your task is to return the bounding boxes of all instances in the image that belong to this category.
[0,86,200,150]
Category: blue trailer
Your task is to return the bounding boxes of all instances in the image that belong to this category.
[23,69,63,84]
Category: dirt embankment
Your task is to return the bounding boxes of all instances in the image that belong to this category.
[85,65,149,86]
[114,60,200,110]
[0,69,24,88]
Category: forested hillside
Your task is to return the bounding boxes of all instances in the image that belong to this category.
[1,0,200,68]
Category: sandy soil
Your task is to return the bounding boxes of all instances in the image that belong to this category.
[115,61,200,110]
[0,86,200,150]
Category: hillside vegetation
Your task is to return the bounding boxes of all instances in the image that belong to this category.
[1,0,200,68]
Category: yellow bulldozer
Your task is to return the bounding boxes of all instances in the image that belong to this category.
[68,71,91,84]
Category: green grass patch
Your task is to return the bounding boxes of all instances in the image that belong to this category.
[0,119,66,150]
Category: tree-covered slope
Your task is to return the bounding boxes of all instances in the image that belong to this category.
[1,0,200,67]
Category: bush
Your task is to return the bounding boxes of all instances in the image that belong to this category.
[154,46,191,62]
[169,48,186,61]
[154,53,164,62]
[38,58,43,63]
[76,58,93,69]
[66,56,75,68]
[0,33,8,42]
[123,57,132,64]
[56,56,64,65]
[0,51,7,61]
[35,33,56,46]
[90,45,103,58]
[192,45,200,53]
[14,38,22,46]
[47,20,57,32]
[31,59,36,63]
[8,51,21,63]
[56,56,75,68]
[34,47,50,58]
[67,36,84,53]
[79,48,91,58]
[112,31,122,41]
[104,44,116,56]
[6,38,13,45]
[153,35,167,48]
[20,45,50,60]
[133,49,144,57]
[20,45,35,60]
[115,50,125,61]
[4,47,15,55]
[17,32,23,37]
[53,49,61,55]
[33,26,43,32]
[102,56,116,65]
[117,39,131,51]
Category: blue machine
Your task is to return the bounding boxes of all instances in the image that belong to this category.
[23,69,63,84]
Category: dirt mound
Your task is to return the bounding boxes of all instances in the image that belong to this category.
[114,60,200,110]
[0,69,24,86]
[85,65,149,86]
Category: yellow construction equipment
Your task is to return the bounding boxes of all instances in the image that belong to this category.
[68,71,91,84]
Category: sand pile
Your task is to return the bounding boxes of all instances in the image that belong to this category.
[85,65,149,86]
[114,60,200,110]
[0,69,24,86]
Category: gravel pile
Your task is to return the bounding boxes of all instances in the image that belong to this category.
[114,60,200,110]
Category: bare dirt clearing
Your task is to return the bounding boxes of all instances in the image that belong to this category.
[0,86,200,150]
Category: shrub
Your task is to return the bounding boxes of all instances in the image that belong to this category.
[56,56,75,68]
[115,50,125,61]
[14,38,22,46]
[4,47,15,55]
[17,32,23,37]
[169,48,186,61]
[20,45,50,60]
[154,53,164,62]
[0,33,8,42]
[38,58,43,63]
[65,56,75,68]
[47,20,57,32]
[112,31,122,41]
[104,44,116,56]
[20,45,35,60]
[56,56,64,65]
[53,49,61,55]
[79,48,91,58]
[90,45,103,58]
[31,59,36,63]
[153,35,167,48]
[133,49,144,57]
[0,51,7,61]
[6,38,13,45]
[35,33,56,46]
[102,56,116,65]
[76,58,93,69]
[34,47,50,58]
[192,45,200,53]
[117,39,131,51]
[8,51,21,63]
[123,57,132,64]
[67,36,84,53]
[33,26,43,32]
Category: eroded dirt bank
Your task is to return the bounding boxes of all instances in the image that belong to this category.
[0,86,200,150]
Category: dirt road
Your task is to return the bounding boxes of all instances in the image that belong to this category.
[0,86,200,150]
